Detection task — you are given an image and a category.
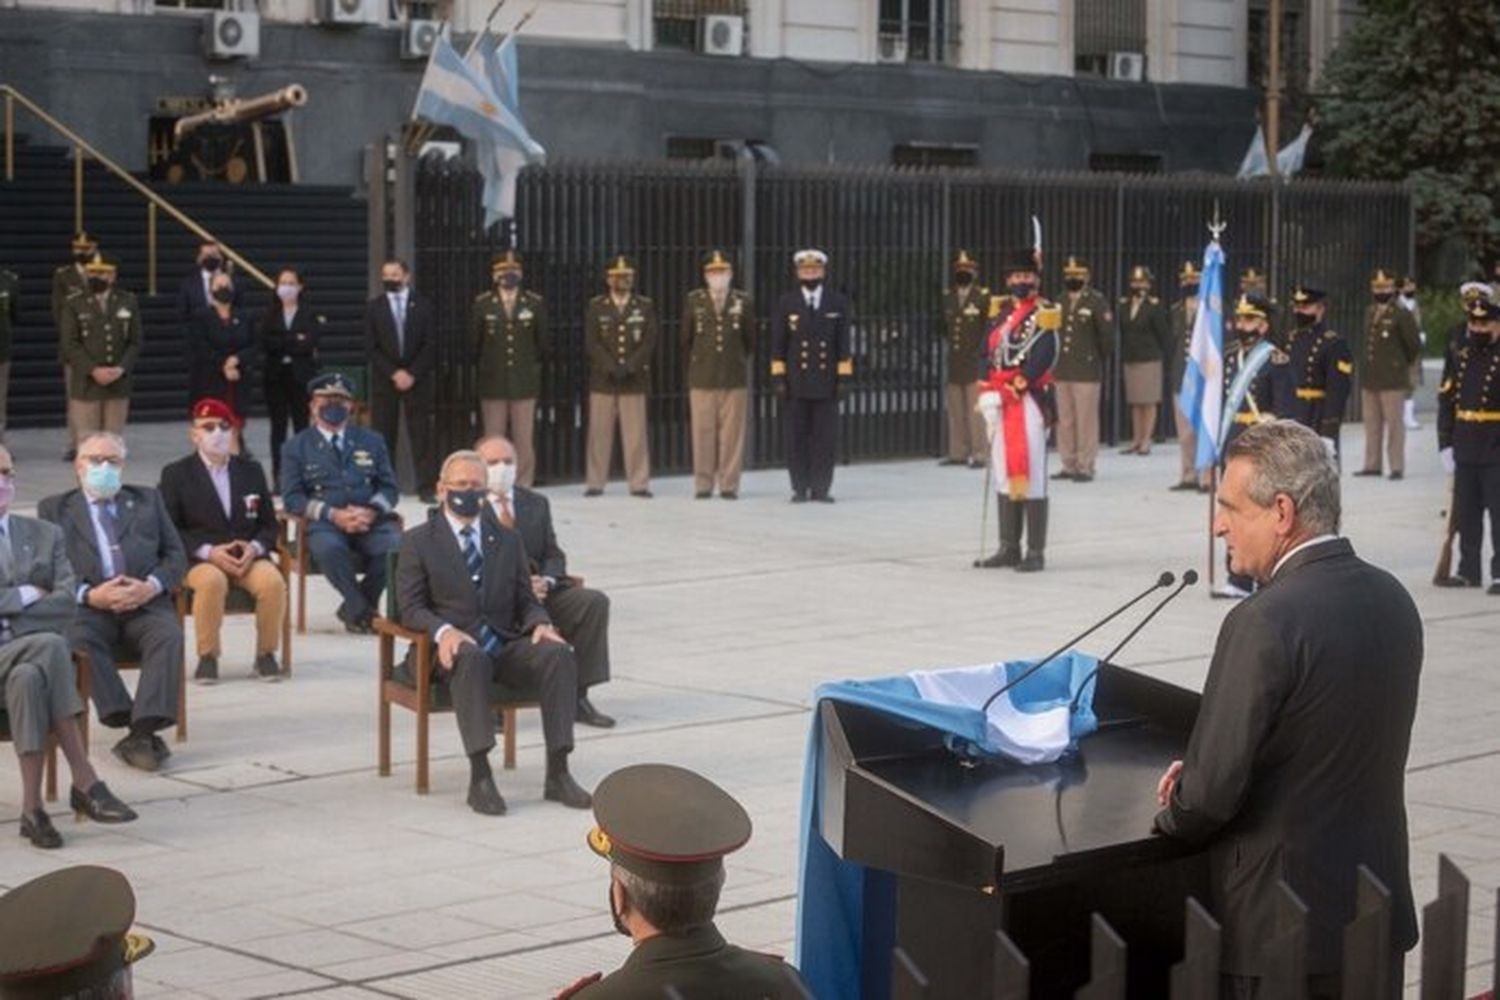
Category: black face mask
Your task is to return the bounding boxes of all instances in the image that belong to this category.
[498,273,521,290]
[1182,283,1200,297]
[201,256,222,272]
[445,488,487,519]
[1373,291,1394,304]
[74,251,93,265]
[211,287,234,304]
[87,277,110,294]
[1294,311,1317,327]
[1063,277,1085,292]
[1007,282,1036,299]
[800,278,822,292]
[953,272,974,288]
[1131,287,1150,298]
[383,280,405,294]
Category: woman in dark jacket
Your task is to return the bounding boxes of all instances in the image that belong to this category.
[258,267,323,485]
[188,270,256,451]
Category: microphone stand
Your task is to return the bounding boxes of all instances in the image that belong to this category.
[1069,570,1199,714]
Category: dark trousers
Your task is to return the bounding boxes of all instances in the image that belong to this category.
[1454,461,1500,583]
[371,378,438,494]
[69,598,183,731]
[546,585,610,691]
[1222,950,1402,999]
[265,369,309,486]
[306,519,403,622]
[786,396,837,498]
[448,640,577,757]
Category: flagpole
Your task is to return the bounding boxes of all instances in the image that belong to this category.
[1206,201,1226,595]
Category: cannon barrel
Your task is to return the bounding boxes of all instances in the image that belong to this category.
[173,84,308,141]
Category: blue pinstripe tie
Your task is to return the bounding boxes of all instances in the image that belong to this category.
[461,525,502,655]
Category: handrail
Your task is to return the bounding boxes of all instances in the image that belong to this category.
[1,83,274,289]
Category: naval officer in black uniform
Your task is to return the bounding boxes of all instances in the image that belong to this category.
[1284,283,1353,460]
[1436,297,1500,593]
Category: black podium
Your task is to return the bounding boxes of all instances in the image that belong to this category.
[816,663,1210,998]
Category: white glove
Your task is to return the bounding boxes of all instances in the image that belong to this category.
[977,390,1001,440]
[1320,437,1337,461]
[1440,447,1455,474]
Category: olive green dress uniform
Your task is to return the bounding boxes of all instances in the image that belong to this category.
[1359,271,1423,476]
[1053,268,1112,479]
[59,281,139,439]
[682,281,754,497]
[475,287,548,486]
[940,281,991,465]
[585,268,659,495]
[0,267,17,438]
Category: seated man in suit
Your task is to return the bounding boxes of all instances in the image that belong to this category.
[476,435,615,729]
[280,373,402,634]
[1,444,136,849]
[159,398,285,684]
[40,432,187,773]
[396,449,592,816]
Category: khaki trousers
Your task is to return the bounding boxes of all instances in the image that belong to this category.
[185,559,287,658]
[1174,403,1208,485]
[689,387,747,494]
[1054,380,1101,476]
[1361,388,1406,473]
[586,392,650,492]
[944,383,987,462]
[68,396,128,443]
[481,398,538,487]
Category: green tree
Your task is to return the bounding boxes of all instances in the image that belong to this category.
[1316,0,1500,267]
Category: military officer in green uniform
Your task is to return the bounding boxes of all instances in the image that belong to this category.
[1169,260,1210,491]
[0,866,156,994]
[0,263,18,440]
[474,250,548,487]
[51,231,96,460]
[1119,264,1172,456]
[1052,255,1112,481]
[1355,268,1422,479]
[938,250,990,468]
[682,249,754,499]
[584,256,659,498]
[59,254,139,441]
[557,763,811,999]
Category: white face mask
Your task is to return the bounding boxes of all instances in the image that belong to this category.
[198,427,232,459]
[487,461,517,496]
[277,284,300,303]
[706,273,731,293]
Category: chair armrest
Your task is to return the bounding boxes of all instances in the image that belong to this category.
[372,616,426,644]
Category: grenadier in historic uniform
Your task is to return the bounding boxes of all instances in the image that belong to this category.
[59,253,139,442]
[1052,255,1112,482]
[51,231,96,460]
[1119,264,1172,456]
[1435,297,1500,593]
[974,248,1060,573]
[770,249,852,503]
[1284,283,1353,460]
[474,250,548,487]
[584,256,659,498]
[682,249,754,499]
[938,250,990,469]
[1356,268,1422,479]
[1169,260,1211,492]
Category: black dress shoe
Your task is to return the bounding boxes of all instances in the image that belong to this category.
[813,494,835,504]
[1488,583,1500,596]
[790,493,808,504]
[967,458,984,469]
[694,491,712,500]
[631,489,654,499]
[149,733,172,762]
[576,696,616,729]
[254,652,281,681]
[1434,575,1479,589]
[1169,481,1198,491]
[1050,470,1075,481]
[1073,473,1094,483]
[19,810,62,849]
[1016,552,1046,573]
[544,771,593,809]
[1388,471,1404,481]
[1353,468,1382,477]
[194,655,219,685]
[71,782,137,823]
[584,488,604,497]
[112,733,160,773]
[467,775,507,816]
[975,549,1021,569]
[720,491,738,500]
[938,458,964,466]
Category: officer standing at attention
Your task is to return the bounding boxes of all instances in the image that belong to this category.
[938,250,990,469]
[1051,255,1112,482]
[556,763,812,999]
[771,249,852,503]
[1435,297,1500,594]
[59,254,140,442]
[1169,260,1210,492]
[584,256,659,498]
[1356,268,1423,480]
[1284,284,1353,460]
[682,249,754,500]
[51,232,96,460]
[1118,265,1172,456]
[474,250,548,488]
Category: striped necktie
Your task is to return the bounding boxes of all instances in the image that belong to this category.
[95,500,126,577]
[460,525,502,654]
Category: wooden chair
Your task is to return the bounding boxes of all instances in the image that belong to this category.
[1,651,91,803]
[174,548,294,675]
[280,511,403,636]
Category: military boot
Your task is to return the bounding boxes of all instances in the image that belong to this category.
[976,497,1023,568]
[1017,499,1048,573]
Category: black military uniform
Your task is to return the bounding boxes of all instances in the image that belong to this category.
[771,249,852,502]
[0,264,17,439]
[562,764,811,999]
[1436,297,1500,593]
[1284,284,1353,456]
[938,250,990,468]
[0,866,156,997]
[584,256,659,497]
[1052,255,1112,481]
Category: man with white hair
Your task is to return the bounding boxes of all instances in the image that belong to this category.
[1154,419,1421,998]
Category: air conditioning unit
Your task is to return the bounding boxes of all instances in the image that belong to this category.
[699,14,744,56]
[877,32,908,63]
[318,0,381,28]
[401,18,440,60]
[204,11,259,59]
[1108,50,1146,82]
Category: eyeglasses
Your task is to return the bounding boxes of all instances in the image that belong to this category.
[81,455,123,467]
[196,421,233,433]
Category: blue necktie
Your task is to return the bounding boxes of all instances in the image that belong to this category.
[461,526,502,655]
[330,432,343,462]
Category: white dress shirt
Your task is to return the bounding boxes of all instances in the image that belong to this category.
[1272,534,1339,579]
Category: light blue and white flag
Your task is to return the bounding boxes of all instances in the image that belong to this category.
[1177,239,1226,472]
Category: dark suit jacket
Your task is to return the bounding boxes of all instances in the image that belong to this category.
[396,508,549,644]
[0,514,77,639]
[38,487,188,601]
[1154,538,1422,975]
[510,486,567,579]
[258,301,323,389]
[158,453,277,559]
[365,291,435,384]
[187,307,256,409]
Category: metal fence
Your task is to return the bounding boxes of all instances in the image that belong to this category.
[410,157,1411,485]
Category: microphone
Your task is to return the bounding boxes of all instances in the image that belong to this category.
[1069,569,1199,712]
[980,571,1176,714]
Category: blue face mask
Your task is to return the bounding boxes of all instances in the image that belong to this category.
[445,488,487,519]
[84,462,122,499]
[319,402,350,427]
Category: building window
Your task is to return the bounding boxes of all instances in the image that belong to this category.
[654,0,749,52]
[1074,0,1146,78]
[1247,0,1311,125]
[1088,152,1163,174]
[154,0,224,9]
[892,143,978,168]
[878,0,960,64]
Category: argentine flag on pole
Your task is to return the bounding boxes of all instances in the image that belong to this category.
[1177,239,1226,471]
[414,31,545,229]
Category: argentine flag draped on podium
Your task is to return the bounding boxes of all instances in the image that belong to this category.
[1177,238,1226,471]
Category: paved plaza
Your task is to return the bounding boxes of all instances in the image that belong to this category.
[0,415,1495,998]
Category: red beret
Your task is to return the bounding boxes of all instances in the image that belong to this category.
[191,398,239,426]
